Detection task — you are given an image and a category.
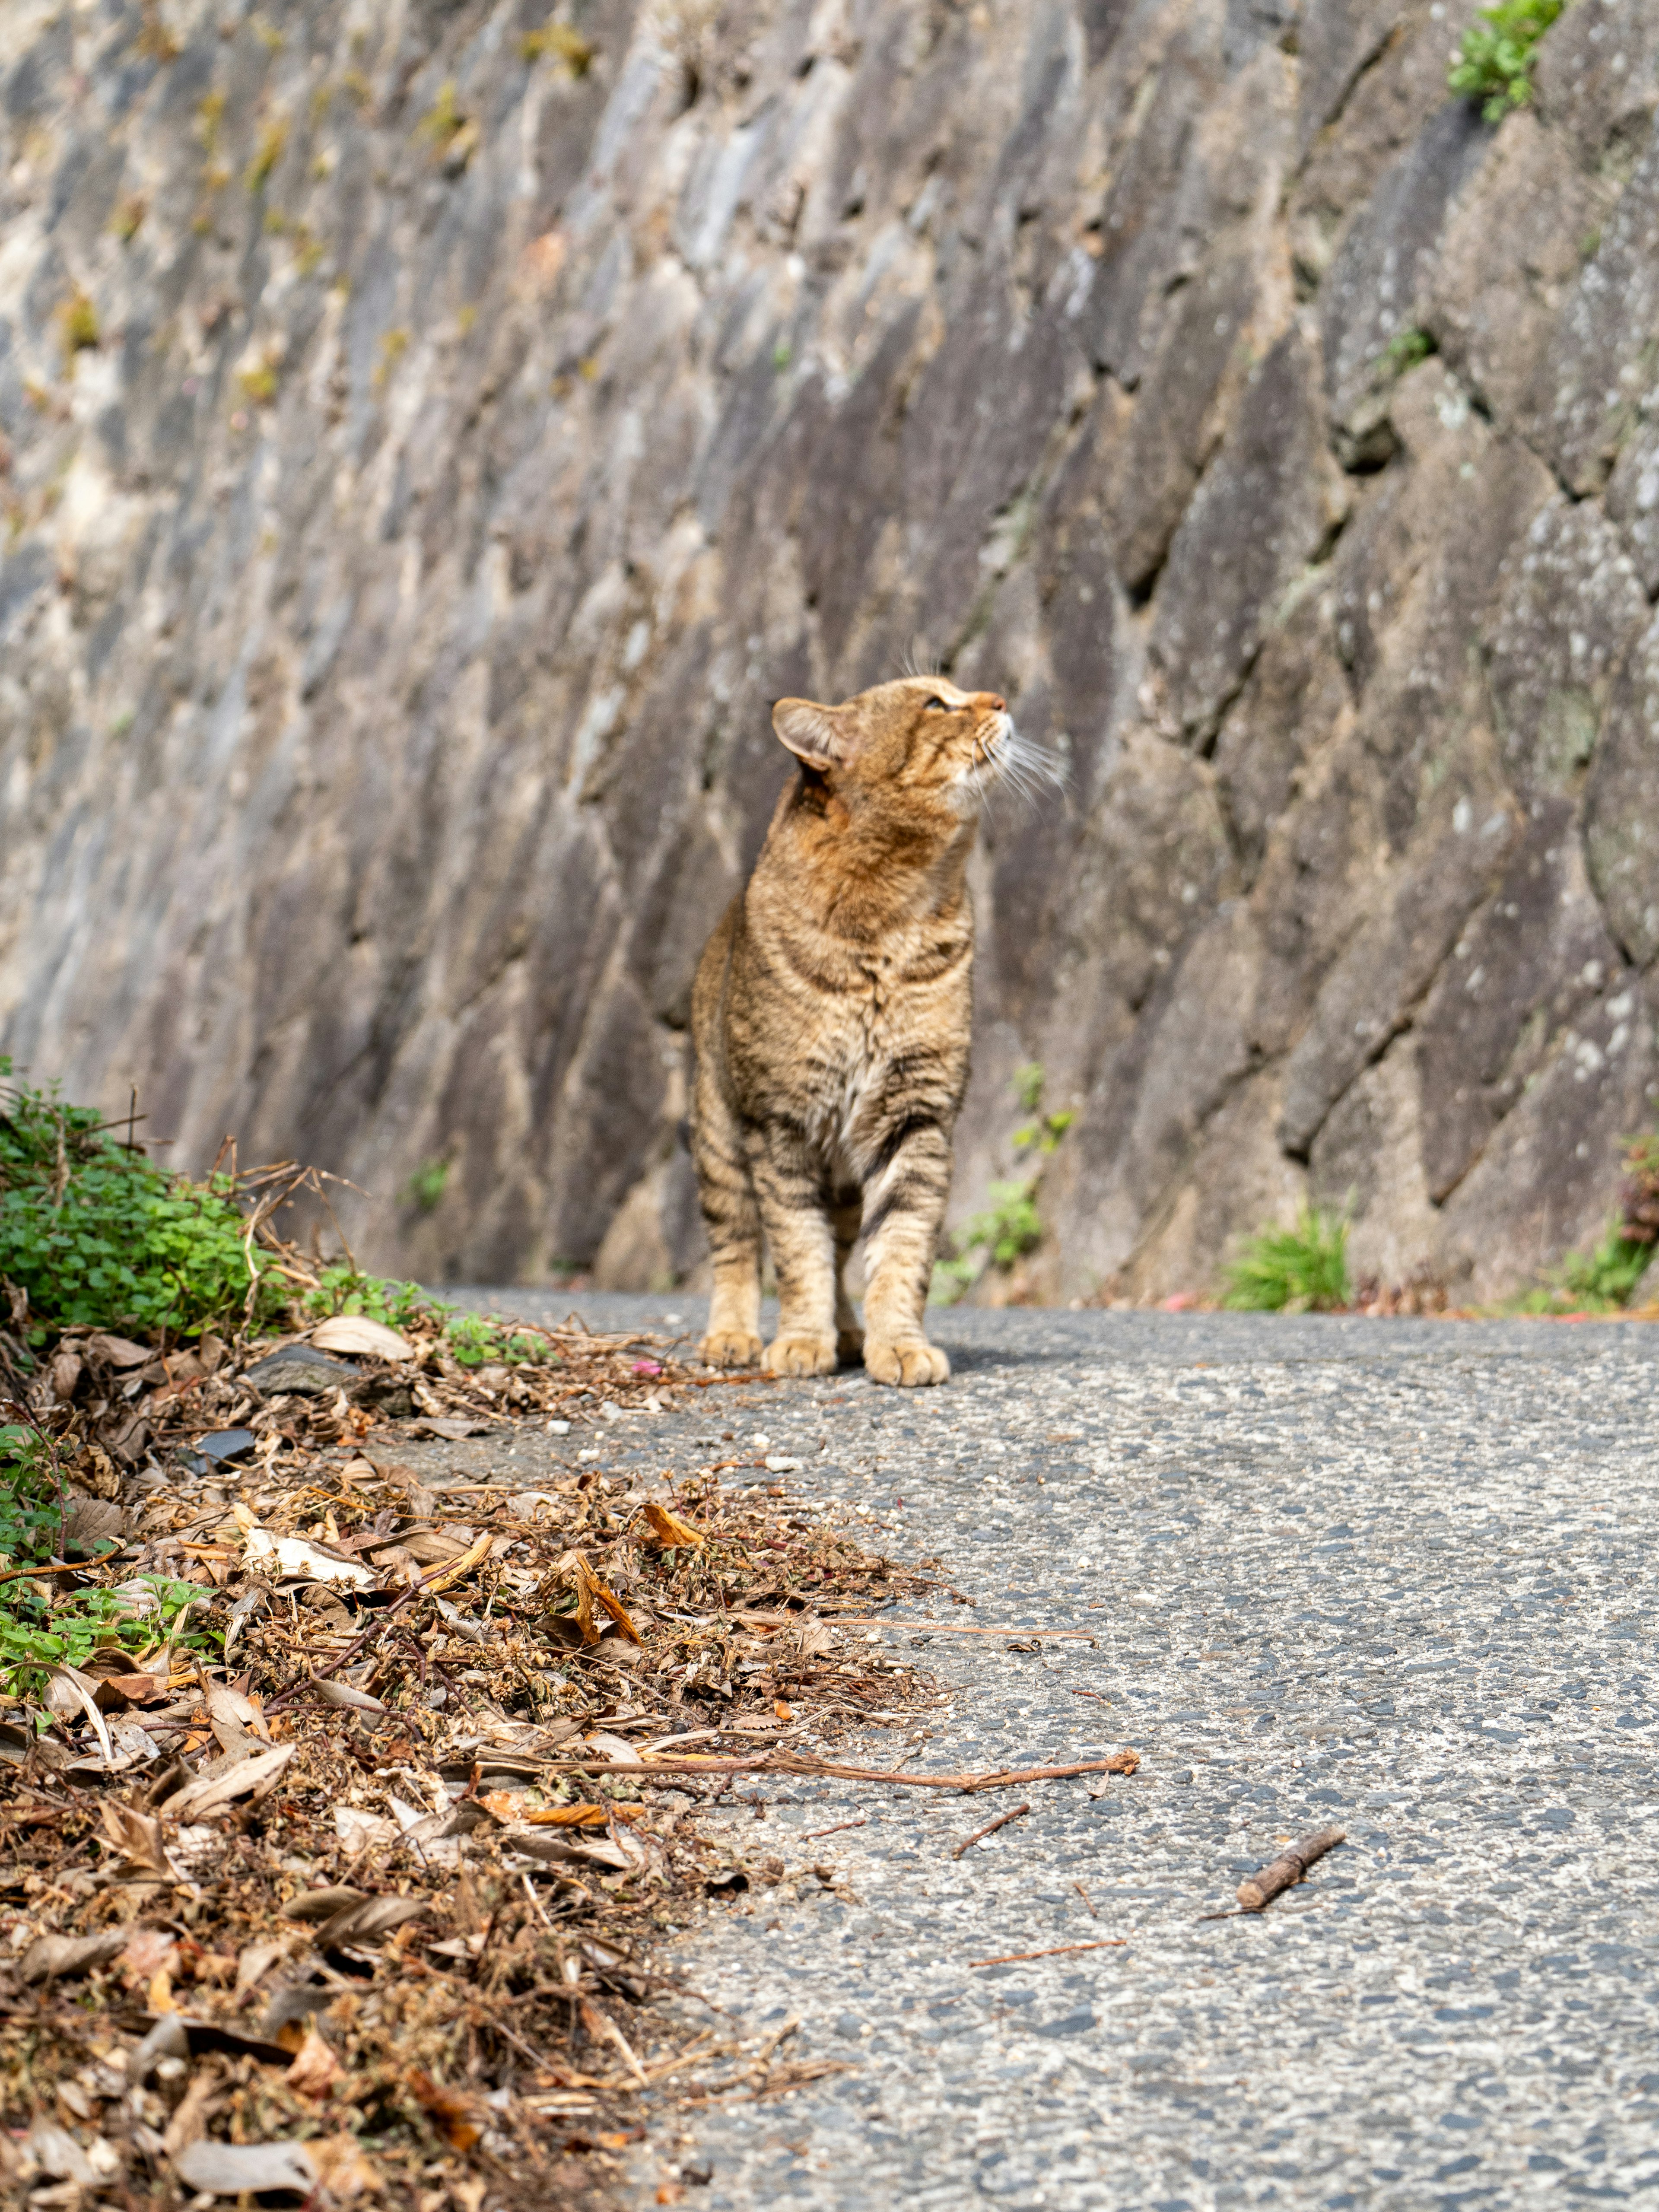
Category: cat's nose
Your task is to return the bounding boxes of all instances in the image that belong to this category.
[985,694,1006,712]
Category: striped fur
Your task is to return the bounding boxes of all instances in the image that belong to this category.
[690,676,1016,1388]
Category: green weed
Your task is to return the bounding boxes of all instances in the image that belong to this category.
[302,1265,437,1331]
[1223,1206,1351,1313]
[1448,0,1564,122]
[931,1181,1043,1304]
[931,1064,1074,1302]
[0,1424,207,1699]
[404,1158,450,1214]
[58,292,100,365]
[521,23,594,74]
[1541,1223,1652,1312]
[245,116,286,193]
[0,1064,280,1338]
[1379,326,1436,375]
[444,1313,555,1369]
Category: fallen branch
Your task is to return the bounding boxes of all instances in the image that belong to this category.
[968,1939,1127,1968]
[538,1749,1141,1794]
[839,1621,1099,1642]
[1236,1824,1346,1912]
[953,1801,1030,1859]
[803,1817,867,1840]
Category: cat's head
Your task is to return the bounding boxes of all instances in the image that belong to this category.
[770,677,1029,823]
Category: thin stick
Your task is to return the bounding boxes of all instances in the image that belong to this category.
[1073,1882,1097,1918]
[803,1817,867,1840]
[537,1751,1141,1794]
[1236,1825,1346,1912]
[953,1802,1030,1860]
[836,1622,1099,1642]
[968,1939,1127,1968]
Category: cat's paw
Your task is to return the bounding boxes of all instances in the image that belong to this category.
[836,1325,865,1367]
[763,1331,838,1377]
[702,1328,763,1368]
[864,1338,950,1388]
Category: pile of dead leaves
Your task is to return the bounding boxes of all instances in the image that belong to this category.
[10,1306,719,1489]
[1,1425,943,2208]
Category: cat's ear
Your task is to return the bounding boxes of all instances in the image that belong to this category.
[772,698,855,770]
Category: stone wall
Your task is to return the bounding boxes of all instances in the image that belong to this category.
[3,0,1658,1302]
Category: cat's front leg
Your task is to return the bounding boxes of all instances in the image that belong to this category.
[750,1123,839,1377]
[859,1119,953,1387]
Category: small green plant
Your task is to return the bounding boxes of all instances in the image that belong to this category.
[302,1266,438,1331]
[197,89,226,153]
[0,1425,202,1698]
[111,193,146,243]
[444,1313,555,1368]
[0,1570,212,1699]
[404,1157,450,1215]
[58,292,100,365]
[1448,0,1564,122]
[0,1424,62,1575]
[521,22,594,73]
[931,1064,1074,1301]
[1557,1230,1654,1309]
[1379,326,1436,376]
[931,1180,1044,1302]
[1011,1063,1074,1157]
[245,116,286,192]
[1223,1206,1351,1313]
[0,1064,281,1338]
[237,355,278,405]
[417,79,478,167]
[374,326,409,389]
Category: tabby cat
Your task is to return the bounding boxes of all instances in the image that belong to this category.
[690,675,1025,1388]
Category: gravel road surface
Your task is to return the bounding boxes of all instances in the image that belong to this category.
[445,1294,1659,2211]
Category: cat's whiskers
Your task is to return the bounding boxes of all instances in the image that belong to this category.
[973,715,1065,813]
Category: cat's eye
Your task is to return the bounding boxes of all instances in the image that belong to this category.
[922,696,949,712]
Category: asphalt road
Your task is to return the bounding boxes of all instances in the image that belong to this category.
[447,1294,1659,2211]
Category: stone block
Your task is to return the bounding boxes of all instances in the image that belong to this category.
[1530,117,1659,492]
[1150,329,1343,741]
[1319,97,1487,454]
[1485,496,1648,799]
[1414,800,1623,1205]
[1279,748,1519,1158]
[1585,607,1659,970]
[1429,113,1615,437]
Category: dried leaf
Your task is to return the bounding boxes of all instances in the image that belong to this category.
[206,1680,270,1740]
[315,1894,429,1945]
[311,1314,413,1360]
[175,2139,319,2196]
[283,1886,366,1923]
[46,1664,114,1767]
[102,1799,179,1880]
[25,2120,97,2185]
[166,1742,295,1821]
[482,1794,607,1828]
[408,2068,482,2152]
[286,2024,342,2098]
[243,1529,377,1586]
[421,1529,493,1595]
[334,1804,397,1852]
[92,1671,164,1709]
[639,1500,705,1550]
[235,1938,292,1995]
[18,1930,127,1983]
[311,1678,387,1713]
[566,1550,641,1644]
[309,2133,384,2199]
[120,1927,177,1978]
[85,1332,151,1369]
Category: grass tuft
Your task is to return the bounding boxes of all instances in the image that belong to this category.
[1223,1206,1351,1313]
[1448,0,1564,123]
